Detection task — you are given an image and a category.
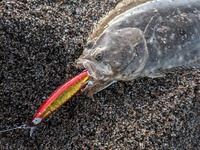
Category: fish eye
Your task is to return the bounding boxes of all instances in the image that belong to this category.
[95,52,103,61]
[86,41,93,48]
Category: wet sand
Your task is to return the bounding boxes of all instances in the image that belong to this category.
[0,0,199,149]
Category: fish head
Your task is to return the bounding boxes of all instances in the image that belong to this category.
[76,28,148,96]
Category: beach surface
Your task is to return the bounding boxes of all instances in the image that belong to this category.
[0,0,199,149]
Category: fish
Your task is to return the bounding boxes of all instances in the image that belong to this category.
[76,0,200,96]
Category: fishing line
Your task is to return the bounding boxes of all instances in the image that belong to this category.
[0,124,36,136]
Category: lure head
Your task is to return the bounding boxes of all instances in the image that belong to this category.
[76,28,148,96]
[28,117,42,136]
[31,118,42,126]
[29,116,43,136]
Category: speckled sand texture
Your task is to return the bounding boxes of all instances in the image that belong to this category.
[0,0,199,149]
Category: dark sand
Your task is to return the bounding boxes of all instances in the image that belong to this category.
[0,0,199,149]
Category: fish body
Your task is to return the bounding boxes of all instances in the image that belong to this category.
[76,0,200,95]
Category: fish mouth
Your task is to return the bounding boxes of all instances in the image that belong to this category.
[76,59,113,80]
[76,59,115,96]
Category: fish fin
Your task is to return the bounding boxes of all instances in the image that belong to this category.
[184,57,200,69]
[159,57,200,74]
[83,80,116,97]
[148,57,200,77]
[147,72,165,78]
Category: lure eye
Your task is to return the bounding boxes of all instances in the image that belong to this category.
[95,52,103,61]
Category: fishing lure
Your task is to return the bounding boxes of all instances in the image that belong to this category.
[0,71,90,136]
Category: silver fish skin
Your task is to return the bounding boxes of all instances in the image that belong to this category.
[76,0,200,96]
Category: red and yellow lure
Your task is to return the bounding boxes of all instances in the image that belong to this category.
[31,70,89,126]
[0,71,90,136]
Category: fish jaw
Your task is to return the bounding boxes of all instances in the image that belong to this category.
[76,58,113,80]
[82,79,116,96]
[76,58,115,96]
